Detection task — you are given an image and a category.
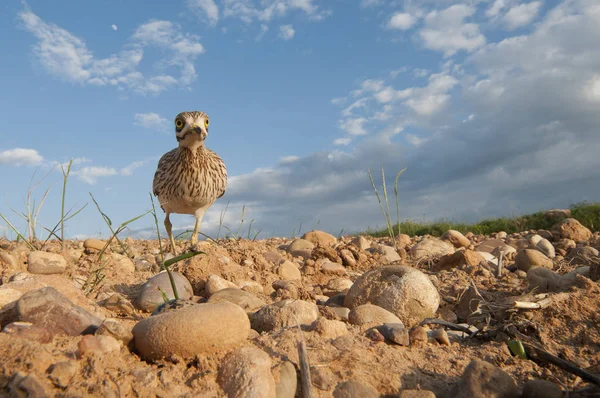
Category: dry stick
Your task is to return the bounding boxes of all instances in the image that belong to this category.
[294,316,313,398]
[497,251,504,278]
[418,318,478,336]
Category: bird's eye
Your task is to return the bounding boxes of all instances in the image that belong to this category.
[175,119,183,129]
[205,119,210,127]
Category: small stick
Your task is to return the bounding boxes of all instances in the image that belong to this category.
[418,318,478,336]
[497,251,504,278]
[521,341,600,387]
[513,301,541,309]
[297,340,313,398]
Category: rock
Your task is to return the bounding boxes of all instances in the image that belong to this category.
[344,266,440,327]
[410,239,455,260]
[310,318,348,338]
[205,274,238,296]
[495,231,507,239]
[442,230,471,248]
[409,326,428,344]
[546,209,571,219]
[396,234,412,249]
[287,239,315,259]
[263,250,285,265]
[2,321,54,343]
[399,390,436,398]
[528,234,543,246]
[324,278,353,296]
[302,230,337,246]
[348,304,402,326]
[277,260,302,281]
[350,236,371,250]
[7,372,49,397]
[110,253,135,274]
[0,288,23,308]
[431,328,450,346]
[133,301,250,360]
[77,335,104,357]
[47,361,78,388]
[274,361,297,398]
[0,286,102,336]
[207,288,265,314]
[135,271,194,312]
[333,380,379,398]
[515,249,553,271]
[95,319,133,345]
[566,246,599,265]
[522,379,563,398]
[339,249,357,267]
[456,360,519,398]
[218,347,276,398]
[377,323,409,345]
[96,334,121,353]
[329,307,350,321]
[527,267,564,293]
[476,239,516,254]
[320,260,346,275]
[455,286,482,321]
[552,218,592,242]
[239,280,264,295]
[535,238,555,259]
[0,252,17,269]
[27,251,67,274]
[373,244,401,263]
[433,250,486,272]
[251,299,319,332]
[311,366,337,390]
[84,238,106,251]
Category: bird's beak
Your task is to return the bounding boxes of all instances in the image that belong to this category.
[191,125,203,134]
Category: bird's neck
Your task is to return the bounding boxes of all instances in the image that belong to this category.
[179,143,206,154]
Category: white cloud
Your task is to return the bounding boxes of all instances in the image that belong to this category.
[255,24,269,41]
[342,98,369,117]
[280,155,300,164]
[486,0,506,19]
[19,9,205,95]
[504,2,543,30]
[374,87,413,103]
[0,148,44,166]
[133,112,169,131]
[219,0,329,25]
[187,0,220,26]
[120,160,147,176]
[334,137,352,146]
[111,24,118,31]
[387,12,417,30]
[339,117,369,136]
[73,166,118,184]
[279,24,295,40]
[419,5,486,57]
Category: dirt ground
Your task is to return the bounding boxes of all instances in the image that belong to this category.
[0,231,599,397]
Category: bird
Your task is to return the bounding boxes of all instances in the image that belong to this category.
[152,111,227,254]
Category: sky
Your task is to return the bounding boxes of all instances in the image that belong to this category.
[1,0,599,241]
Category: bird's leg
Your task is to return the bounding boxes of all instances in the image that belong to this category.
[164,213,177,255]
[190,211,205,246]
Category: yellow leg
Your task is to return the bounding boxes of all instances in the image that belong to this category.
[164,213,177,255]
[190,212,204,246]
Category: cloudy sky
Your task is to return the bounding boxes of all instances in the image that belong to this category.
[1,0,599,240]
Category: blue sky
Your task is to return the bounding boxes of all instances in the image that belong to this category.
[1,0,599,240]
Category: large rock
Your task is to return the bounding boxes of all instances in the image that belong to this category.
[132,301,250,360]
[441,230,471,248]
[455,360,519,398]
[27,251,67,275]
[218,347,276,398]
[0,287,102,336]
[344,266,440,327]
[514,249,553,271]
[251,299,319,332]
[410,238,455,260]
[207,288,265,314]
[552,218,592,242]
[302,230,337,246]
[135,271,194,312]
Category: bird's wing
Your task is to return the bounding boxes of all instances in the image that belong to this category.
[152,149,175,198]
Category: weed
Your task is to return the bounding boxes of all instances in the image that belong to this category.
[368,166,407,249]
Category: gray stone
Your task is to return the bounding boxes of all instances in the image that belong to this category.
[135,271,194,312]
[0,287,102,336]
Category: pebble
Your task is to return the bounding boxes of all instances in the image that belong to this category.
[7,372,49,397]
[274,361,297,398]
[251,299,319,333]
[348,304,402,326]
[133,301,250,360]
[344,265,440,327]
[77,335,104,358]
[410,238,455,260]
[47,361,78,388]
[430,328,450,346]
[324,278,353,296]
[333,380,379,398]
[217,347,276,398]
[110,253,135,274]
[409,326,428,344]
[515,249,553,271]
[456,359,519,398]
[135,271,194,312]
[27,251,67,274]
[441,230,471,248]
[311,366,337,390]
[522,379,563,398]
[0,252,17,269]
[96,334,121,353]
[535,238,555,258]
[350,236,371,250]
[0,288,23,308]
[263,250,285,265]
[399,390,436,398]
[310,318,348,338]
[0,286,102,336]
[277,260,302,281]
[2,321,54,343]
[377,323,409,346]
[205,274,238,296]
[329,306,350,321]
[287,239,315,259]
[339,249,357,267]
[302,230,337,246]
[320,260,346,275]
[95,319,133,345]
[84,238,106,251]
[372,244,401,263]
[434,250,486,272]
[207,288,265,314]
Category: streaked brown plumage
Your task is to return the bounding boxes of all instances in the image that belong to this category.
[153,111,227,253]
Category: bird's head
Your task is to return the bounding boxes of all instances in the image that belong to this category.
[174,111,210,149]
